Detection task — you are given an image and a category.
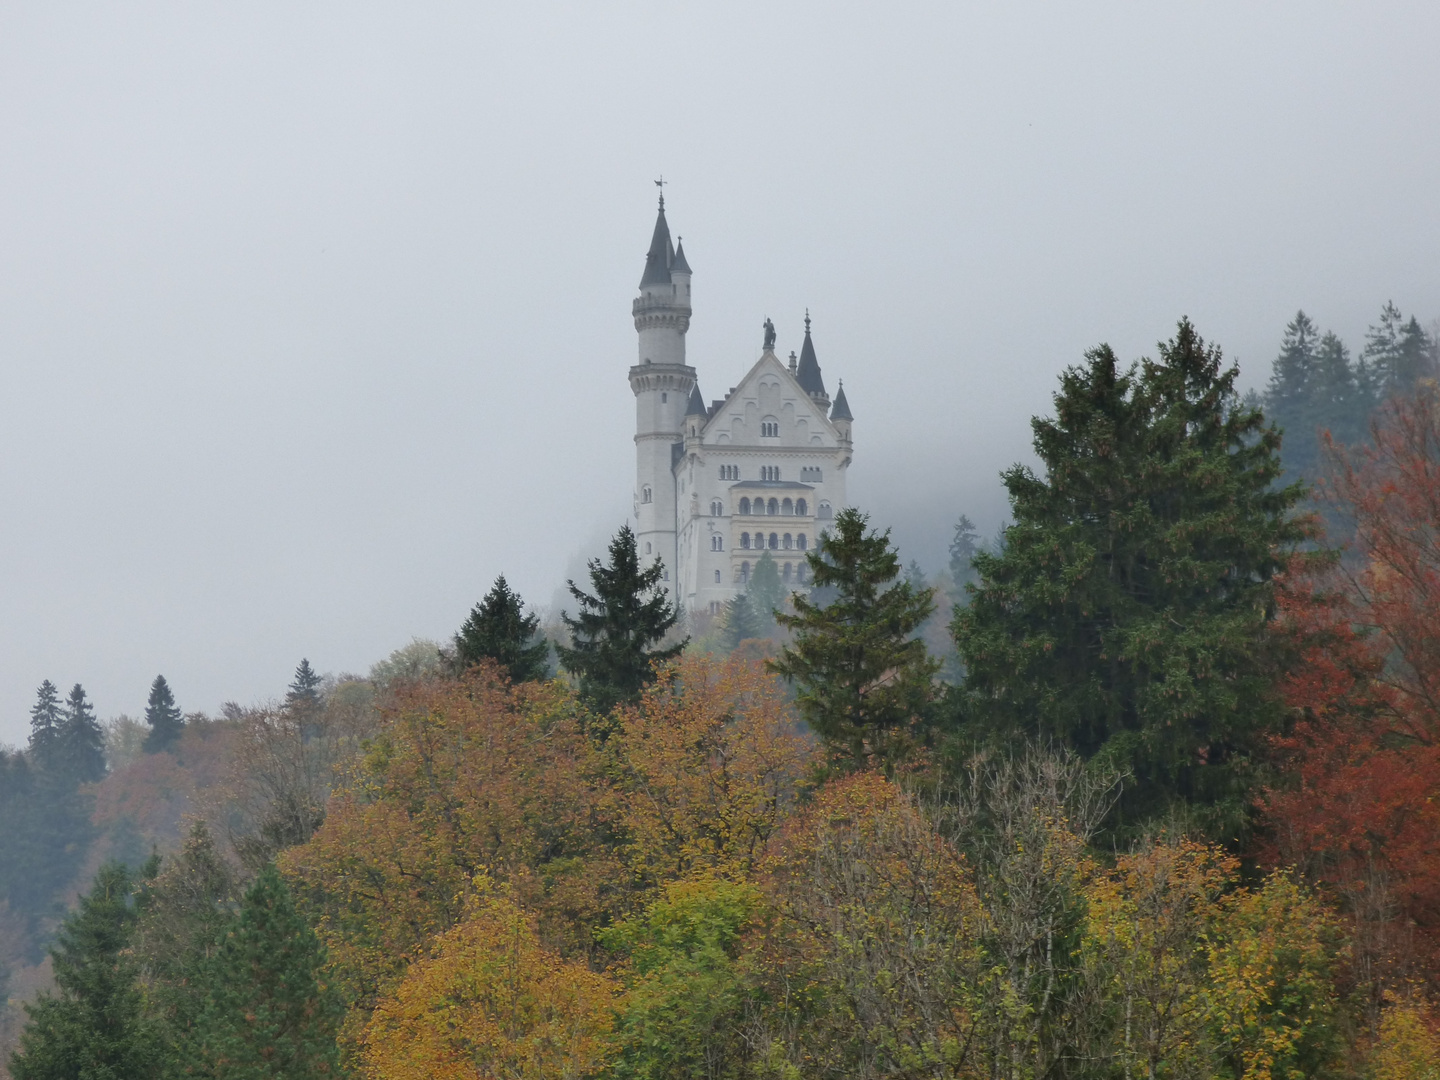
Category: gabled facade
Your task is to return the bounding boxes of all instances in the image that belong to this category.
[627,196,854,615]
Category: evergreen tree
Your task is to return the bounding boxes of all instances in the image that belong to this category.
[284,659,322,713]
[26,680,63,773]
[0,751,94,932]
[1363,301,1436,398]
[772,508,938,768]
[948,515,981,597]
[954,319,1307,836]
[55,683,106,784]
[1262,313,1373,483]
[452,574,550,682]
[746,550,787,631]
[10,863,165,1080]
[142,675,184,754]
[556,524,684,713]
[904,559,929,591]
[720,593,766,650]
[191,865,340,1079]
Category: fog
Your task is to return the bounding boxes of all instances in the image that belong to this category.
[2,2,1437,743]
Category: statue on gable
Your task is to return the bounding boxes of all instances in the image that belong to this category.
[762,317,776,351]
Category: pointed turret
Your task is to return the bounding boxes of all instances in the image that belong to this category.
[830,381,852,421]
[795,309,827,401]
[671,238,691,275]
[685,384,706,416]
[639,194,673,287]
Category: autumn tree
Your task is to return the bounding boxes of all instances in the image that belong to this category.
[772,508,938,769]
[142,675,184,754]
[557,524,684,713]
[452,573,549,682]
[361,888,616,1080]
[954,320,1307,838]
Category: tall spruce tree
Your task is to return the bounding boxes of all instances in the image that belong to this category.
[772,508,938,769]
[452,574,550,682]
[720,593,766,650]
[191,865,340,1079]
[10,863,164,1080]
[26,681,63,773]
[954,319,1306,836]
[948,515,981,597]
[746,551,787,632]
[55,684,106,784]
[556,524,684,713]
[1363,300,1436,399]
[142,675,184,754]
[284,659,322,713]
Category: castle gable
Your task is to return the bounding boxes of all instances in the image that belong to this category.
[701,351,838,449]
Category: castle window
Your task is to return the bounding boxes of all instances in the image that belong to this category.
[797,562,807,584]
[759,465,781,481]
[741,561,750,583]
[769,532,778,549]
[714,570,722,583]
[796,498,807,515]
[711,499,723,516]
[645,542,652,554]
[738,497,751,515]
[719,465,739,480]
[767,498,779,515]
[783,562,791,582]
[818,500,832,519]
[801,467,823,482]
[782,497,793,515]
[798,533,807,551]
[740,532,750,549]
[642,486,652,504]
[709,600,721,614]
[662,392,667,403]
[783,533,793,550]
[711,535,723,551]
[761,418,779,438]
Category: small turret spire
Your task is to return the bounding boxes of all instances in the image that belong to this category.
[796,310,826,398]
[831,379,852,421]
[639,186,673,288]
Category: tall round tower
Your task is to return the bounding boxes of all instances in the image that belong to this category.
[628,191,695,587]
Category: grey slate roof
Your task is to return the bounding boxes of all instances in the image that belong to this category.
[796,317,827,398]
[639,203,673,287]
[685,385,707,416]
[830,382,852,421]
[671,239,691,275]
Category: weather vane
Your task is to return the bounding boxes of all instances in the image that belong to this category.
[654,175,666,210]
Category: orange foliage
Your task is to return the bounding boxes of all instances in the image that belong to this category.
[607,654,818,888]
[361,886,617,1080]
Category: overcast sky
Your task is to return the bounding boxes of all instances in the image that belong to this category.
[2,2,1437,743]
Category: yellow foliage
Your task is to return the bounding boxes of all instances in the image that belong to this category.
[361,889,618,1080]
[1369,998,1440,1080]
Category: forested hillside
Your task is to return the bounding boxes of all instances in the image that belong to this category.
[4,311,1440,1080]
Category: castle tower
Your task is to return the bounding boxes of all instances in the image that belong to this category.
[628,191,695,587]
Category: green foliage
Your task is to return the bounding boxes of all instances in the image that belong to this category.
[949,514,981,597]
[772,508,938,768]
[26,681,63,773]
[746,551,787,627]
[0,750,93,936]
[142,676,184,755]
[193,865,340,1079]
[453,573,550,682]
[557,524,685,713]
[599,878,762,1080]
[368,638,443,687]
[954,319,1307,838]
[284,659,322,712]
[1263,310,1371,483]
[56,684,107,785]
[1363,300,1436,399]
[720,592,766,650]
[10,863,165,1080]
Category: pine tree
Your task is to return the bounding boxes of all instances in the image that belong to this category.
[1363,301,1435,398]
[720,593,766,650]
[55,683,106,784]
[142,675,184,754]
[10,864,165,1080]
[556,524,684,713]
[954,319,1307,836]
[284,659,322,713]
[772,508,938,768]
[948,515,981,597]
[452,574,550,682]
[26,681,63,773]
[1265,310,1321,419]
[192,865,340,1079]
[0,752,94,930]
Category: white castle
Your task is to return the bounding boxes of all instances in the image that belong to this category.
[629,193,854,616]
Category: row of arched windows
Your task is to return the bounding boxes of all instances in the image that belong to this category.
[738,561,807,584]
[739,532,807,551]
[737,496,808,516]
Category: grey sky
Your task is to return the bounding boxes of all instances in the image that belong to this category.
[2,2,1437,744]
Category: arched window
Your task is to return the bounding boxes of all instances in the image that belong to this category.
[741,561,750,583]
[711,535,724,551]
[798,533,807,551]
[739,497,751,515]
[783,562,792,582]
[761,417,779,438]
[782,497,793,515]
[767,498,779,515]
[769,532,779,549]
[740,532,750,549]
[719,465,738,480]
[711,499,723,516]
[714,570,722,583]
[645,541,652,554]
[642,485,652,504]
[797,563,807,584]
[818,500,832,519]
[783,533,793,550]
[796,498,807,516]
